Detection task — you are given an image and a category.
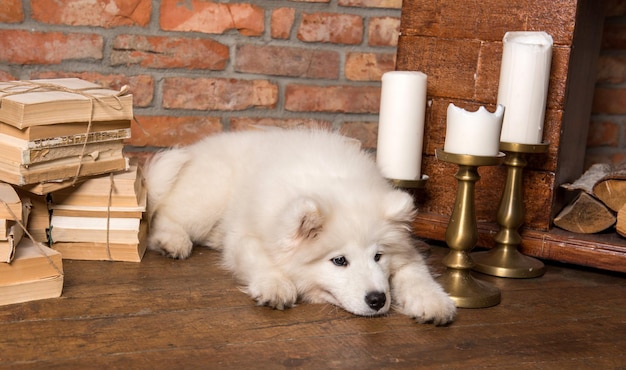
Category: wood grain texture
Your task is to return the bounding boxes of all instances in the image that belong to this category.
[399,0,612,262]
[0,247,624,368]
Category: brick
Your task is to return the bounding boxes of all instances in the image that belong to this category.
[0,0,24,23]
[285,84,380,113]
[0,30,102,64]
[339,0,401,9]
[345,52,395,81]
[297,12,363,45]
[271,7,296,39]
[368,17,400,47]
[602,22,626,50]
[130,115,223,147]
[32,71,154,107]
[235,44,339,79]
[230,117,331,131]
[592,87,626,114]
[0,70,18,81]
[31,0,150,27]
[587,120,620,147]
[606,0,626,16]
[339,121,378,149]
[162,77,278,111]
[597,55,626,84]
[160,0,264,36]
[111,35,229,70]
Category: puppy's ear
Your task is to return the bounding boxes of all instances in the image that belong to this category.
[282,197,325,242]
[383,190,417,223]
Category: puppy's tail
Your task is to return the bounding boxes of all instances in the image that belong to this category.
[144,147,192,221]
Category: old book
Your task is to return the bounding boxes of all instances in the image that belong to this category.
[52,220,147,262]
[0,238,63,306]
[0,145,127,185]
[14,189,50,244]
[50,215,142,244]
[50,161,144,208]
[0,182,21,220]
[0,78,133,128]
[0,137,127,166]
[0,119,130,141]
[0,198,31,263]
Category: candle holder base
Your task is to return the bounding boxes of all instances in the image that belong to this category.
[435,149,505,309]
[472,246,546,278]
[437,270,501,308]
[470,141,549,279]
[387,174,429,189]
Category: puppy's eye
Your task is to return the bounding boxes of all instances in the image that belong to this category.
[374,253,382,262]
[331,256,348,267]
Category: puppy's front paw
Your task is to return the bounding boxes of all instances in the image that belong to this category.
[148,232,193,259]
[245,275,298,310]
[394,286,457,326]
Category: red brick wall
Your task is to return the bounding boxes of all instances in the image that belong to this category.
[0,0,624,169]
[590,0,626,167]
[0,0,400,151]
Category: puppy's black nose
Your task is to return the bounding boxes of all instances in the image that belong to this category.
[365,291,387,311]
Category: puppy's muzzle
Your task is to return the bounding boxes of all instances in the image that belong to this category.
[365,291,387,311]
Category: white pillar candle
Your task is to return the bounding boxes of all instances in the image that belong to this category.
[376,71,427,180]
[497,31,553,144]
[443,103,504,156]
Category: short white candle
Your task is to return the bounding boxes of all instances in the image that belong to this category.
[443,103,504,156]
[376,71,427,180]
[497,31,553,144]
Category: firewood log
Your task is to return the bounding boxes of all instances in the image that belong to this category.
[553,192,616,233]
[617,203,626,238]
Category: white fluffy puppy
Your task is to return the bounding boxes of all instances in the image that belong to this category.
[145,129,456,325]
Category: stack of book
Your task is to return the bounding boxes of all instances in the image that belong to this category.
[0,183,26,263]
[1,182,62,306]
[49,161,147,262]
[0,77,135,305]
[0,78,132,188]
[0,238,63,306]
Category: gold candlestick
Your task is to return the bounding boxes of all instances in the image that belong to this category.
[387,174,429,189]
[435,149,504,308]
[471,142,548,278]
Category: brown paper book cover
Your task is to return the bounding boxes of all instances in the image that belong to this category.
[0,238,63,306]
[52,220,147,262]
[0,120,131,141]
[0,146,127,185]
[0,78,133,128]
[50,161,144,208]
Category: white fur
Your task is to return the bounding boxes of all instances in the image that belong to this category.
[145,129,456,325]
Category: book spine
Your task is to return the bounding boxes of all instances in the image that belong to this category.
[28,128,131,149]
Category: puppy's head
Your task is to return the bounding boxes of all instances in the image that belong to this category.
[274,190,416,316]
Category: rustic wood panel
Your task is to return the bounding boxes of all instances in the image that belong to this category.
[397,0,619,270]
[0,247,624,368]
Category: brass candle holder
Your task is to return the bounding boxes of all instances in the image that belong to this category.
[387,174,429,189]
[435,149,504,308]
[471,141,549,278]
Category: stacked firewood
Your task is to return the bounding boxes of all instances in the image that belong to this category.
[554,162,626,236]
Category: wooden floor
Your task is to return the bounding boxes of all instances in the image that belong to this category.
[1,243,625,369]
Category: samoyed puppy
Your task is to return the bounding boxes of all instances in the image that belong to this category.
[145,129,456,325]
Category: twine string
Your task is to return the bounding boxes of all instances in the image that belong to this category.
[1,199,63,276]
[0,81,130,185]
[105,172,114,261]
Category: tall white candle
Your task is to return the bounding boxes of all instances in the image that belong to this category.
[376,71,427,180]
[444,103,504,156]
[497,31,553,144]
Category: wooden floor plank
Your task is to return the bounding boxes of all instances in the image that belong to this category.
[1,244,624,369]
